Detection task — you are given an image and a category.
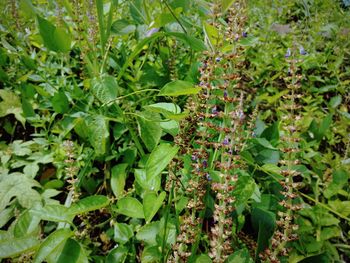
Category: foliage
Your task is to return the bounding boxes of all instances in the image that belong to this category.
[0,0,349,262]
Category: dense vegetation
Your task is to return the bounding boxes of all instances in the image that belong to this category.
[0,0,349,262]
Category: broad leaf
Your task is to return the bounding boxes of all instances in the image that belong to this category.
[56,238,82,263]
[37,16,71,52]
[31,204,73,223]
[114,222,134,244]
[0,235,39,258]
[145,143,179,180]
[0,172,41,211]
[143,191,166,223]
[137,112,162,152]
[106,246,128,263]
[91,75,119,105]
[111,19,136,35]
[141,246,161,263]
[85,115,109,156]
[158,80,201,96]
[0,90,25,126]
[136,221,160,245]
[115,197,144,218]
[232,176,256,206]
[135,169,161,192]
[51,91,69,114]
[111,164,128,199]
[33,228,73,263]
[68,195,110,215]
[14,210,40,237]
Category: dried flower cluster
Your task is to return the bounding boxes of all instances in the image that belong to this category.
[168,1,256,262]
[259,46,306,262]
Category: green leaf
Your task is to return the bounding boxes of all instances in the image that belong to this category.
[141,246,161,263]
[115,197,144,218]
[0,207,14,228]
[0,90,25,126]
[52,91,69,114]
[0,235,40,258]
[232,176,256,206]
[111,164,128,199]
[56,238,81,263]
[111,19,136,35]
[329,95,342,108]
[251,207,276,259]
[252,138,277,150]
[136,221,160,245]
[143,191,166,223]
[106,246,128,263]
[324,169,349,198]
[158,80,201,96]
[135,169,161,192]
[114,222,134,244]
[85,115,109,156]
[221,0,235,13]
[37,16,71,52]
[328,200,350,217]
[68,195,110,215]
[137,112,162,152]
[31,204,73,223]
[33,228,73,263]
[0,172,41,211]
[225,248,254,263]
[14,210,40,237]
[203,22,219,49]
[195,254,212,263]
[260,122,279,146]
[91,75,119,104]
[145,143,179,180]
[167,32,207,51]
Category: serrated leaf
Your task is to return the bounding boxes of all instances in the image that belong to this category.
[143,191,166,223]
[91,75,118,104]
[0,90,25,126]
[68,195,109,215]
[158,80,200,96]
[111,164,128,199]
[0,235,40,258]
[115,197,144,218]
[145,144,179,180]
[0,172,41,211]
[114,223,133,244]
[33,228,73,263]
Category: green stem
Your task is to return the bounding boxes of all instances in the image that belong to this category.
[299,192,350,222]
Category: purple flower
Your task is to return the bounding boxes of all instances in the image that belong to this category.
[216,57,221,62]
[202,160,208,168]
[206,173,212,181]
[299,46,307,55]
[285,48,291,58]
[146,27,159,37]
[228,148,233,154]
[191,154,198,161]
[223,137,229,145]
[223,89,228,99]
[242,32,248,37]
[212,106,218,114]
